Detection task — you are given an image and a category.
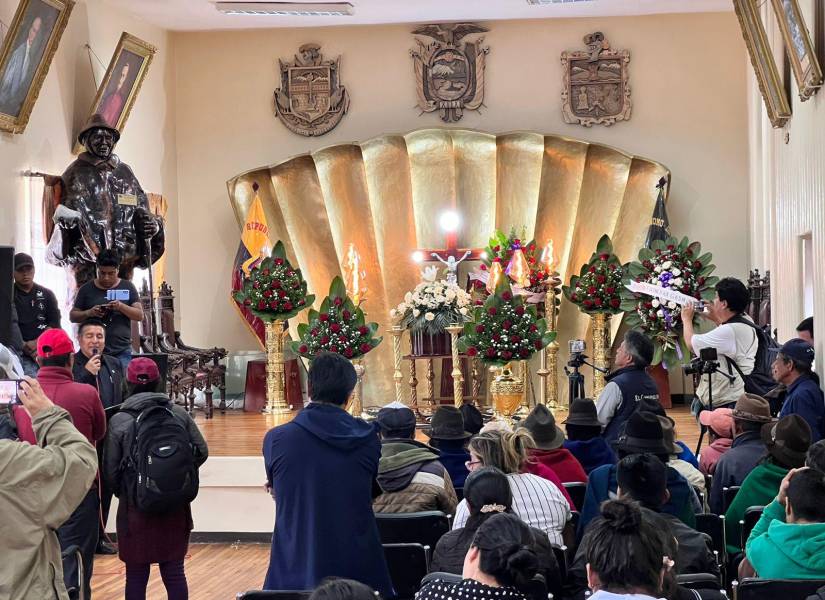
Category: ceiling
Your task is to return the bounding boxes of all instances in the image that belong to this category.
[105,0,733,32]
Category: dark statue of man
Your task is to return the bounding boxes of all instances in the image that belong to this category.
[47,113,165,290]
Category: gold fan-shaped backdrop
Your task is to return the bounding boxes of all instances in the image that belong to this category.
[227,128,670,406]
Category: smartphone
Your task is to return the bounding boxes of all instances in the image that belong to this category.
[106,289,130,302]
[0,379,21,405]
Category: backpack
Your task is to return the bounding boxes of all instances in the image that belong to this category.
[121,402,199,513]
[724,315,781,397]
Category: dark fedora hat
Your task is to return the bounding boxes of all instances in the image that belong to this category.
[732,393,774,424]
[460,403,484,435]
[521,404,565,450]
[78,113,120,145]
[613,411,669,455]
[563,398,601,428]
[762,414,812,469]
[423,405,471,440]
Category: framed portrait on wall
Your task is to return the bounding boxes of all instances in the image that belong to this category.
[769,0,822,100]
[0,0,74,134]
[733,0,792,128]
[74,31,156,153]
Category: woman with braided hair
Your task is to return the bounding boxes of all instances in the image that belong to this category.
[430,467,561,598]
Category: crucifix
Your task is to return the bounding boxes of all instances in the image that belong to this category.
[411,210,485,285]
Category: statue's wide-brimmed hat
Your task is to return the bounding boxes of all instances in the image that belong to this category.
[77,113,120,145]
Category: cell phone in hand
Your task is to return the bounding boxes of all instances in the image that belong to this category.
[106,289,130,302]
[0,379,21,405]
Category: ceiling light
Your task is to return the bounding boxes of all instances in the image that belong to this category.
[215,2,354,16]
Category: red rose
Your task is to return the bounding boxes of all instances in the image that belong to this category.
[319,314,329,322]
[360,343,372,354]
[698,277,706,285]
[502,291,513,301]
[283,302,293,311]
[643,260,653,269]
[588,286,597,295]
[298,299,306,306]
[599,253,610,261]
[519,348,530,358]
[480,264,488,271]
[292,281,300,289]
[330,323,341,333]
[330,346,339,353]
[342,310,351,320]
[588,266,596,273]
[321,335,330,344]
[475,299,484,306]
[358,326,368,336]
[299,345,308,354]
[529,324,538,332]
[610,298,621,308]
[596,275,606,284]
[510,335,521,343]
[493,245,501,252]
[263,269,271,276]
[263,289,273,298]
[467,347,478,357]
[529,244,536,251]
[286,270,294,277]
[594,298,603,307]
[667,244,675,250]
[514,239,521,245]
[268,301,278,310]
[644,302,653,309]
[344,348,354,358]
[493,257,501,263]
[605,286,615,294]
[486,348,496,358]
[534,340,543,350]
[311,328,319,336]
[253,281,261,289]
[333,297,343,306]
[488,307,497,316]
[502,351,512,360]
[338,335,347,343]
[491,333,500,341]
[583,299,593,308]
[257,300,266,310]
[243,298,251,306]
[515,306,525,316]
[474,280,484,289]
[502,320,512,329]
[570,294,578,302]
[273,280,282,289]
[278,290,287,298]
[475,324,485,334]
[273,259,283,266]
[529,257,536,264]
[655,249,662,255]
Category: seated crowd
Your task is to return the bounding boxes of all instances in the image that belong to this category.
[2,273,824,600]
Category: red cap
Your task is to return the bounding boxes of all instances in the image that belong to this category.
[126,357,160,384]
[37,329,74,358]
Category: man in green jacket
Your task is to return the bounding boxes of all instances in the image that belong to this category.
[0,378,98,600]
[724,414,812,554]
[744,467,825,579]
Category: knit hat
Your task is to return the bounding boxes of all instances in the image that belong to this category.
[563,398,601,427]
[762,414,812,469]
[521,404,565,450]
[37,329,73,358]
[779,338,815,369]
[699,407,734,438]
[731,393,773,423]
[613,411,669,455]
[375,401,416,436]
[657,415,682,455]
[422,405,472,440]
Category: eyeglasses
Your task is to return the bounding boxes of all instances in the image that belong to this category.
[465,460,482,470]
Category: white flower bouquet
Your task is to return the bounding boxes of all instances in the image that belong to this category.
[391,266,472,335]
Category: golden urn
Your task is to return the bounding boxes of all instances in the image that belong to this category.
[490,364,525,423]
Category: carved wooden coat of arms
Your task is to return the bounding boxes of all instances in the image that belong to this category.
[274,43,350,136]
[561,32,631,127]
[411,23,489,123]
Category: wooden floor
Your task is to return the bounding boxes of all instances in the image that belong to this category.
[195,403,702,456]
[90,543,270,599]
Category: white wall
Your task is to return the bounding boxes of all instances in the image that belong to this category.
[0,0,179,296]
[172,12,751,352]
[747,0,823,353]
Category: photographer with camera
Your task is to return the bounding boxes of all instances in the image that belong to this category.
[70,250,143,370]
[681,277,759,414]
[595,330,660,445]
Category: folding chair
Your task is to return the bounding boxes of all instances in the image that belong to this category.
[551,544,568,583]
[563,482,587,512]
[420,572,462,588]
[383,543,429,600]
[375,511,450,561]
[676,572,722,591]
[739,506,764,548]
[236,591,313,600]
[61,544,83,600]
[732,577,825,600]
[722,486,741,513]
[695,513,727,586]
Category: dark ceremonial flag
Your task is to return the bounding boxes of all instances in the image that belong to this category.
[645,176,671,248]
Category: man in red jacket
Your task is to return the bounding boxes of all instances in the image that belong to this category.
[521,404,588,484]
[13,328,105,600]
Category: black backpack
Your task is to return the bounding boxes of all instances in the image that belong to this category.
[121,402,199,513]
[724,316,781,397]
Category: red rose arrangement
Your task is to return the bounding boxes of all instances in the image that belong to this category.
[562,234,625,314]
[457,280,556,367]
[290,276,382,360]
[621,236,718,366]
[233,241,314,321]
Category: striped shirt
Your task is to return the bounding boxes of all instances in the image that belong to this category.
[452,472,571,546]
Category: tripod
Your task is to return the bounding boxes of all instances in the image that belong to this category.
[564,354,609,407]
[693,365,737,455]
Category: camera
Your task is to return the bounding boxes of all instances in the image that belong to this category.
[568,339,587,368]
[683,347,720,376]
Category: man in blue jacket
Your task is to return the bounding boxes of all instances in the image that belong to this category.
[774,339,823,442]
[262,352,392,596]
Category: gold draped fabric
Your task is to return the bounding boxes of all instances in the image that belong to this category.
[227,128,670,405]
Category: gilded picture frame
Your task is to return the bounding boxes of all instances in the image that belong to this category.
[769,0,822,100]
[73,31,156,153]
[733,0,792,127]
[0,0,74,134]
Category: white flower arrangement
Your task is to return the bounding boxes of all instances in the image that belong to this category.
[391,268,472,334]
